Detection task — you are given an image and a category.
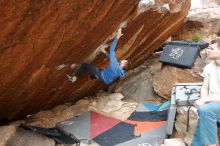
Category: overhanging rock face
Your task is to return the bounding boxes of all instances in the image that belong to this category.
[0,0,190,119]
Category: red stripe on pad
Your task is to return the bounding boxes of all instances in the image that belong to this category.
[90,111,121,139]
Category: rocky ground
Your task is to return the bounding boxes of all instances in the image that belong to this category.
[0,51,211,146]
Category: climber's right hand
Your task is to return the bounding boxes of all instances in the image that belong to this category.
[116,28,123,39]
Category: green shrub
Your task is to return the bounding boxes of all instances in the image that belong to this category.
[191,31,205,42]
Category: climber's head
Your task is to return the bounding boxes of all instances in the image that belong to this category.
[207,38,220,60]
[206,38,220,67]
[210,38,220,50]
[120,60,128,70]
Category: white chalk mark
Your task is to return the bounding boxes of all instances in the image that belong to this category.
[97,44,109,51]
[57,64,68,70]
[139,0,155,5]
[119,21,127,29]
[70,64,77,69]
[162,4,170,11]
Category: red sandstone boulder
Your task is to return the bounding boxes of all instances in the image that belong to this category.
[152,56,204,99]
[0,0,191,119]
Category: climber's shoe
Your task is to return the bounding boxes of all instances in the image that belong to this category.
[66,74,77,83]
[88,75,97,80]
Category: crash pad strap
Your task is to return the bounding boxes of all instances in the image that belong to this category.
[20,125,80,145]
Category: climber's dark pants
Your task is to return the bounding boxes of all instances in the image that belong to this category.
[75,63,101,79]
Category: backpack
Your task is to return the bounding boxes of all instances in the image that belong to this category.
[160,41,209,68]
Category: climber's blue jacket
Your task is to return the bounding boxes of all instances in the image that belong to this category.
[99,37,125,84]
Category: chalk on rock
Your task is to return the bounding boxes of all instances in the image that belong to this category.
[97,44,109,51]
[162,4,170,11]
[119,21,127,29]
[56,64,68,70]
[70,64,77,69]
[139,0,155,6]
[96,44,109,58]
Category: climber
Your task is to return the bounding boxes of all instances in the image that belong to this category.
[66,28,128,85]
[191,38,220,146]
